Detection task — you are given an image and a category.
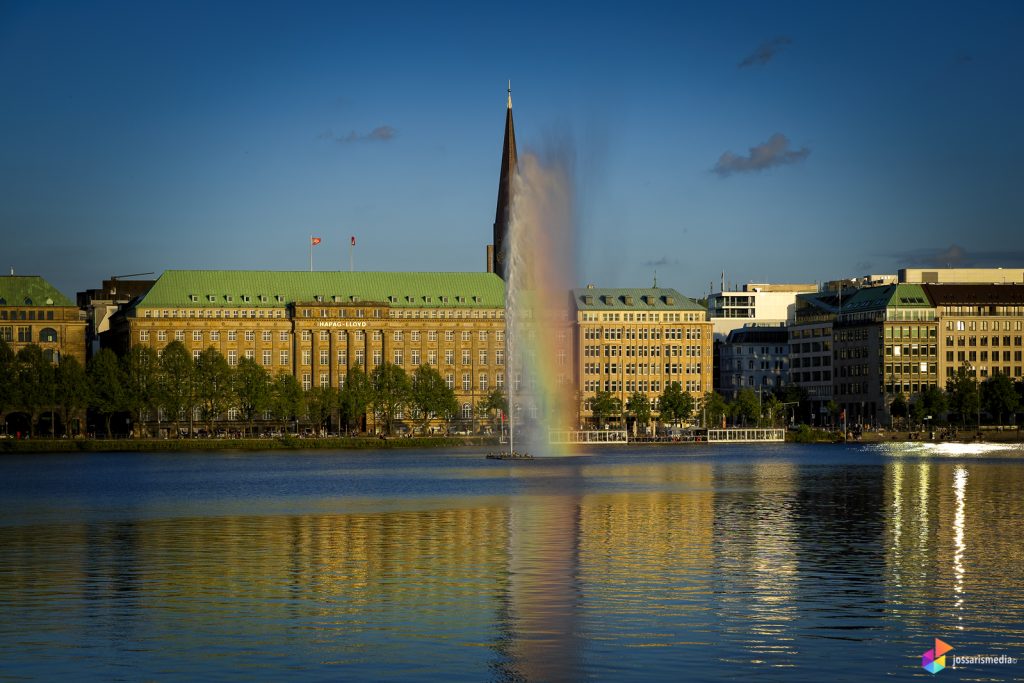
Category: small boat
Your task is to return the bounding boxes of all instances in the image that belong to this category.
[486,450,534,460]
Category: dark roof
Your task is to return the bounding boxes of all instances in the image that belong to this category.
[725,327,789,344]
[922,283,1024,305]
[492,87,517,279]
[572,287,705,312]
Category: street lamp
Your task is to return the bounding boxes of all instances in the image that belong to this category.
[967,363,981,434]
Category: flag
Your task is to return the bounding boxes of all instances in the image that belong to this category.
[311,237,322,246]
[350,235,356,246]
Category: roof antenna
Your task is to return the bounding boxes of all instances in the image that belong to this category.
[9,266,13,275]
[653,270,658,288]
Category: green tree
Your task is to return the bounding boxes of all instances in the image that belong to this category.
[982,374,1019,426]
[589,390,621,427]
[627,391,652,434]
[272,373,305,432]
[14,345,56,437]
[946,366,980,427]
[826,400,841,428]
[158,341,195,437]
[702,391,728,429]
[194,348,233,432]
[55,355,89,437]
[89,348,127,437]
[339,368,372,433]
[763,393,783,427]
[733,388,761,427]
[370,362,411,435]
[889,393,908,429]
[233,358,273,436]
[658,382,694,425]
[123,345,161,437]
[305,386,337,434]
[918,385,948,423]
[0,340,15,430]
[410,364,458,434]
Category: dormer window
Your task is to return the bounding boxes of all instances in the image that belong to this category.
[208,295,216,302]
[259,295,268,303]
[242,295,251,302]
[424,296,432,303]
[314,295,323,302]
[276,295,284,302]
[24,297,32,305]
[190,294,199,302]
[664,296,675,305]
[440,295,449,304]
[623,295,634,306]
[225,295,233,302]
[583,295,594,305]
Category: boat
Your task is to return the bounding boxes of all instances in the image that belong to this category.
[485,450,533,460]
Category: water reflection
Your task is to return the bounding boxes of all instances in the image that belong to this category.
[1,448,1023,680]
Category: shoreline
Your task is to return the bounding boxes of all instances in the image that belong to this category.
[1,428,1021,453]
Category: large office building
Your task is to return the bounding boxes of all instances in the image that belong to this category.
[927,284,1024,383]
[107,271,507,431]
[0,275,86,365]
[572,286,712,427]
[708,282,817,340]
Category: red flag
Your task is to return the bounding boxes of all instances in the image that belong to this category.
[311,237,322,246]
[350,235,356,246]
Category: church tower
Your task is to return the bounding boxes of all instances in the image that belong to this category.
[488,82,517,279]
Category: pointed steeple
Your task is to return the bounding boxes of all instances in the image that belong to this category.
[490,81,518,279]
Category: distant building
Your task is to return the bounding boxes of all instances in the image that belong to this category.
[789,291,840,421]
[107,270,507,434]
[833,283,939,426]
[707,282,817,340]
[899,268,1024,285]
[718,325,790,399]
[572,286,712,428]
[77,276,155,359]
[0,275,86,365]
[924,283,1024,384]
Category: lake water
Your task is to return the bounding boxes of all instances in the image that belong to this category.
[1,443,1023,681]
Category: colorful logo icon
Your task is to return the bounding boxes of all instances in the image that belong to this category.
[922,638,954,674]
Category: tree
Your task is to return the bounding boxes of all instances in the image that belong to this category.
[233,358,273,436]
[733,388,761,427]
[0,340,15,430]
[89,348,126,437]
[658,382,694,426]
[305,386,337,434]
[826,400,841,428]
[370,362,411,435]
[194,348,233,432]
[13,345,55,437]
[272,373,305,432]
[702,391,728,429]
[889,393,908,429]
[946,366,980,427]
[410,365,458,434]
[123,345,161,437]
[627,391,652,434]
[339,367,372,433]
[763,393,783,427]
[918,385,948,423]
[982,374,1019,426]
[55,355,89,437]
[589,390,621,427]
[158,341,195,437]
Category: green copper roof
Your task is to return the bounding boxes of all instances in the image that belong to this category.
[572,287,705,312]
[136,271,506,308]
[841,283,932,313]
[0,276,75,307]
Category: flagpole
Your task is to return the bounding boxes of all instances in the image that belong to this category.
[309,235,313,272]
[349,236,354,272]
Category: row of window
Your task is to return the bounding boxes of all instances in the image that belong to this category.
[946,335,1024,347]
[0,310,56,321]
[0,326,59,343]
[139,328,507,344]
[947,350,1023,363]
[583,327,705,340]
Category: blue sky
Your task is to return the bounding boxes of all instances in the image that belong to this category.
[2,1,1023,299]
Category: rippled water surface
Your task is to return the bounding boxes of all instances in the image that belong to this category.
[2,443,1024,681]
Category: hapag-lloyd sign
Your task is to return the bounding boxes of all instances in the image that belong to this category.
[316,320,368,328]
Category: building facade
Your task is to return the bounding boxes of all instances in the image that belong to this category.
[572,286,712,427]
[788,291,839,421]
[107,270,507,432]
[718,325,790,399]
[0,275,86,365]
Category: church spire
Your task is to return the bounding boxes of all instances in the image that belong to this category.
[489,82,518,279]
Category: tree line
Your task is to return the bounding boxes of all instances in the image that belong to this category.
[0,340,483,438]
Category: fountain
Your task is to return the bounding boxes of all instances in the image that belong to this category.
[502,147,578,457]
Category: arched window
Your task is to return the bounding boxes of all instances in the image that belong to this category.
[461,403,472,420]
[39,328,58,343]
